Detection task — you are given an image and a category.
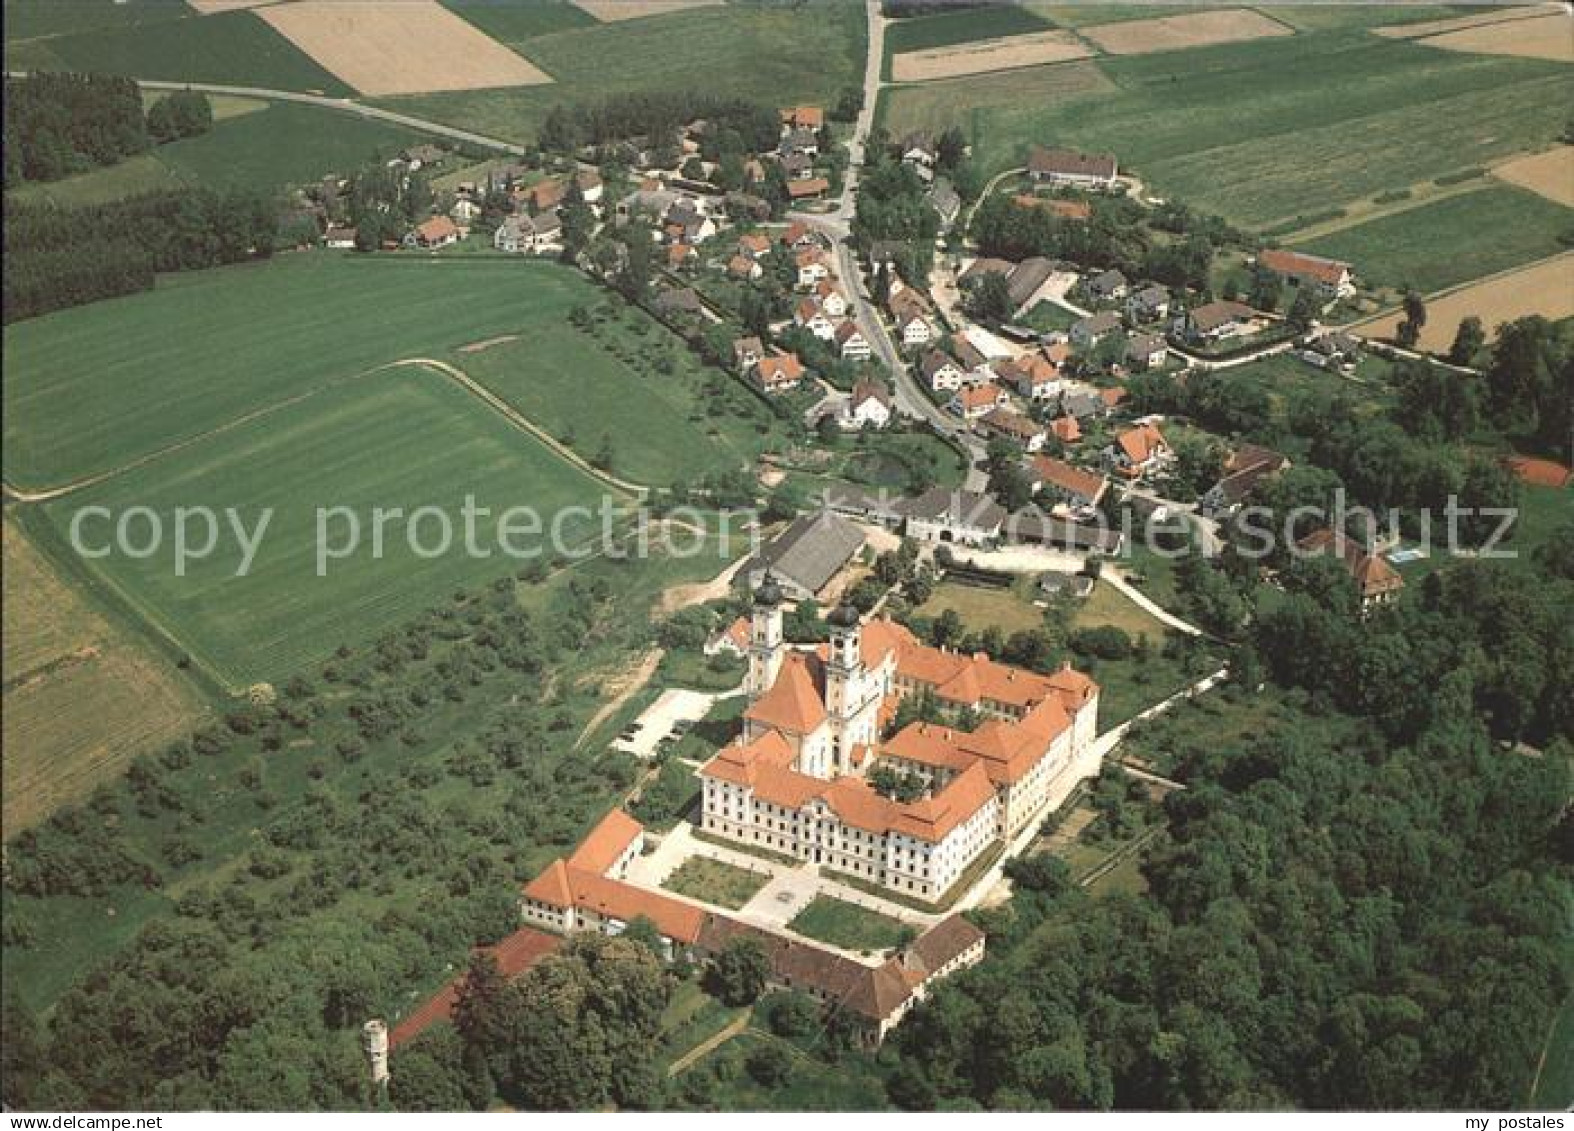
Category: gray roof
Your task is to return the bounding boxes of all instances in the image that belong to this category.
[1005,508,1122,552]
[901,488,1007,532]
[1075,310,1122,336]
[1059,391,1104,420]
[1126,332,1166,356]
[1130,284,1168,307]
[1007,256,1054,308]
[749,511,866,595]
[1089,269,1127,294]
[920,349,961,380]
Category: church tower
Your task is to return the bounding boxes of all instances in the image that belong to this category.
[747,575,785,698]
[824,602,867,772]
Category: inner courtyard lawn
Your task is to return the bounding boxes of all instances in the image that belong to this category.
[661,856,770,910]
[787,894,911,952]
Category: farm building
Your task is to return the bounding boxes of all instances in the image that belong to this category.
[1027,146,1118,190]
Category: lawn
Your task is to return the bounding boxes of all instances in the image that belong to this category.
[1294,186,1574,295]
[881,28,1571,230]
[458,316,782,486]
[1022,299,1080,333]
[680,1030,890,1110]
[835,428,968,491]
[2,514,209,833]
[3,0,189,42]
[376,1,865,146]
[4,255,607,489]
[1072,578,1169,641]
[661,855,770,910]
[786,894,911,953]
[921,578,1045,635]
[40,368,610,687]
[10,8,352,95]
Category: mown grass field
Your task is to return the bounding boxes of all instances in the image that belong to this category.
[661,856,769,910]
[2,515,209,833]
[458,317,783,486]
[41,368,611,688]
[377,1,865,145]
[3,256,603,489]
[880,28,1571,231]
[3,0,189,42]
[4,8,352,95]
[1295,185,1574,294]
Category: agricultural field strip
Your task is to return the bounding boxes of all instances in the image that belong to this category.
[1348,252,1574,352]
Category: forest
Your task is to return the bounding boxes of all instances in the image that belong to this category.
[4,187,277,322]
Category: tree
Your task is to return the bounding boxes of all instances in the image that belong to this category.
[1286,284,1321,332]
[1396,291,1427,349]
[1448,316,1485,365]
[1247,266,1281,312]
[558,178,595,262]
[759,990,821,1037]
[146,90,212,143]
[745,1045,790,1086]
[831,86,863,123]
[390,1026,472,1111]
[936,126,967,172]
[961,270,1012,325]
[706,936,770,1006]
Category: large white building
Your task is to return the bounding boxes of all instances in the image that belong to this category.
[698,581,1101,902]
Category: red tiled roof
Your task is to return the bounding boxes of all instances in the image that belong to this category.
[389,928,560,1049]
[1259,247,1350,287]
[1033,455,1103,500]
[566,808,643,875]
[744,652,828,733]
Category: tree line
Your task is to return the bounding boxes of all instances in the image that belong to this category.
[4,187,277,322]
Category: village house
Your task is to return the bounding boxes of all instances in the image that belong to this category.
[667,243,697,270]
[655,287,704,319]
[998,353,1064,401]
[1027,145,1118,191]
[950,382,1009,422]
[981,407,1048,453]
[755,352,807,395]
[901,130,937,170]
[929,177,961,227]
[728,253,763,280]
[951,337,997,384]
[1125,332,1169,371]
[1300,330,1362,372]
[1296,527,1404,612]
[1200,443,1290,517]
[1071,310,1122,350]
[795,298,838,341]
[782,221,822,251]
[738,232,772,259]
[449,197,481,232]
[745,511,866,601]
[1176,300,1257,344]
[902,487,1007,546]
[733,336,765,372]
[780,128,821,159]
[705,615,752,658]
[1258,248,1355,299]
[920,349,967,393]
[1030,455,1107,514]
[493,212,560,254]
[405,215,460,250]
[890,289,936,346]
[1105,422,1171,479]
[840,377,892,430]
[1125,283,1170,323]
[1005,507,1124,555]
[836,321,874,361]
[780,151,816,181]
[795,248,831,289]
[664,200,716,245]
[788,177,832,203]
[1048,414,1082,445]
[815,280,849,318]
[780,105,824,132]
[1085,269,1129,303]
[323,225,357,250]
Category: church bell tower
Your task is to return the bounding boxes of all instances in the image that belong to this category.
[747,574,785,698]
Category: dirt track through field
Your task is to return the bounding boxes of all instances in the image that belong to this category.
[258,0,553,96]
[1078,8,1293,55]
[891,29,1092,82]
[1352,253,1574,351]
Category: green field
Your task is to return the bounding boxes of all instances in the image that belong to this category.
[440,0,597,42]
[1531,993,1574,1109]
[3,0,189,41]
[4,256,606,488]
[41,369,609,687]
[5,9,351,95]
[884,2,1051,76]
[880,28,1571,230]
[458,320,782,486]
[1295,186,1574,294]
[787,894,910,952]
[378,1,865,146]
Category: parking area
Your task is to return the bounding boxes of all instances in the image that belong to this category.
[611,688,728,760]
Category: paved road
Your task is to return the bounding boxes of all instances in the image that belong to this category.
[4,72,530,156]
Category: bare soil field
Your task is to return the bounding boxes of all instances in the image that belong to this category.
[258,0,552,96]
[1078,8,1294,55]
[573,0,724,21]
[2,518,206,832]
[1421,11,1574,64]
[1494,147,1574,208]
[891,29,1092,83]
[1353,253,1574,351]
